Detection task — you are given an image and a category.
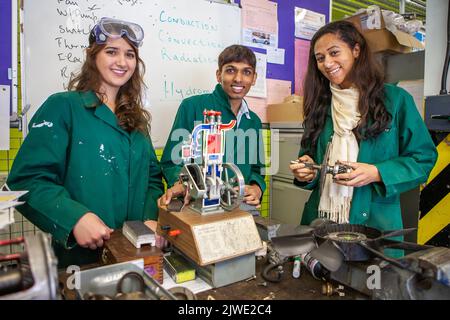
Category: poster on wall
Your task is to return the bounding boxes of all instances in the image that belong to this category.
[294,39,311,96]
[241,0,279,49]
[294,7,326,40]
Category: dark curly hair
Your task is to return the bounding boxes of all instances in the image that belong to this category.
[301,20,391,153]
[68,35,150,134]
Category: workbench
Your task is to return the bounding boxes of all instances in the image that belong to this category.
[197,257,365,300]
[59,257,366,300]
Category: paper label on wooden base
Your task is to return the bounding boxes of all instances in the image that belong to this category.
[192,215,262,264]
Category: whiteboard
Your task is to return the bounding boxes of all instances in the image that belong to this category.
[22,0,241,147]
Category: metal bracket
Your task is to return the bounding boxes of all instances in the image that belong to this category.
[9,104,31,132]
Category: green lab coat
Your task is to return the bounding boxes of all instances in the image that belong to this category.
[7,91,164,267]
[161,84,266,193]
[295,84,437,233]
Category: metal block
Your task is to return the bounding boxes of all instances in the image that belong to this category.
[194,253,256,288]
[253,216,282,241]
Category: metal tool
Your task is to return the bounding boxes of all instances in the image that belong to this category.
[245,275,257,282]
[322,282,345,297]
[291,139,353,196]
[290,159,353,177]
[258,281,268,287]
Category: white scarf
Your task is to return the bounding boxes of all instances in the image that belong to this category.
[318,84,360,224]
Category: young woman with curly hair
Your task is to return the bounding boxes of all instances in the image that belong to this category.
[7,18,163,267]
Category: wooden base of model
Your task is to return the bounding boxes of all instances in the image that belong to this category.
[157,205,262,266]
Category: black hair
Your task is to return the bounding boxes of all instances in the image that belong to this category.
[301,20,390,153]
[218,45,256,70]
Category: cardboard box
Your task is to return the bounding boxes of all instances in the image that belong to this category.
[267,95,304,123]
[345,13,424,54]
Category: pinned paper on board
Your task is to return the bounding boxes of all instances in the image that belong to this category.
[247,52,267,98]
[294,7,326,40]
[242,0,279,49]
[241,0,278,34]
[294,39,311,96]
[267,47,285,65]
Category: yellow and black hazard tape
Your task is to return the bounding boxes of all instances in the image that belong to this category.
[418,134,450,246]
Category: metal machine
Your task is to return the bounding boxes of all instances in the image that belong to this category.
[0,233,59,300]
[179,110,245,214]
[331,246,450,300]
[264,219,450,299]
[158,110,262,287]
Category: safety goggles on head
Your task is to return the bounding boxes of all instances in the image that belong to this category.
[91,17,144,47]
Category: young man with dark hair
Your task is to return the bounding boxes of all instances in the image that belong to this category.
[159,45,265,211]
